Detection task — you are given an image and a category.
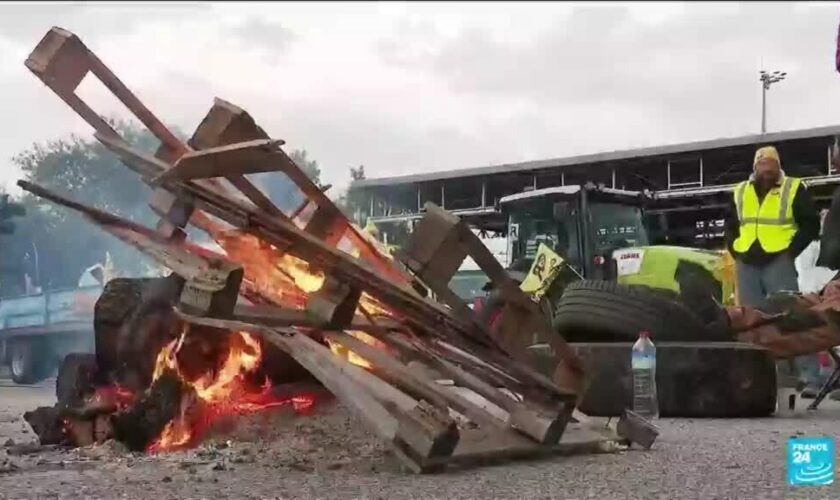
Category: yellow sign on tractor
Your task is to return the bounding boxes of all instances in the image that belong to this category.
[520,243,564,299]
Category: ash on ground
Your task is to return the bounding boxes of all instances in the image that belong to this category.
[2,396,396,489]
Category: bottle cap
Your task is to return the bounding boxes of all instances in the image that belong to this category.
[639,331,650,338]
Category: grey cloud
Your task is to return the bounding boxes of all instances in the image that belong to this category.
[413,4,826,100]
[229,17,296,65]
[380,3,840,146]
[0,3,209,46]
[241,96,507,187]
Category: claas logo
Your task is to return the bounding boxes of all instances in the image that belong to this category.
[619,252,641,260]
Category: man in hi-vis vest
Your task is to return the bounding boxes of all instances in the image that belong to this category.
[725,146,819,305]
[725,145,821,395]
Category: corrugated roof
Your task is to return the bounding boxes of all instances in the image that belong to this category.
[352,124,840,189]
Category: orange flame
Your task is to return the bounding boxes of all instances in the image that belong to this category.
[215,231,324,307]
[325,330,390,370]
[146,326,316,452]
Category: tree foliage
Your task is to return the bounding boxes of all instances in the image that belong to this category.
[253,148,322,213]
[288,149,321,187]
[0,120,165,296]
[350,165,366,182]
[336,164,367,224]
[0,129,340,297]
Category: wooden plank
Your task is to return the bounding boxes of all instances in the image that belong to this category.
[265,328,399,442]
[75,140,477,335]
[93,133,230,235]
[225,175,289,221]
[184,97,408,285]
[262,329,459,468]
[228,303,406,334]
[151,139,284,185]
[323,332,506,430]
[25,28,182,156]
[375,331,573,446]
[176,313,458,467]
[25,29,286,228]
[399,203,584,397]
[571,409,658,450]
[429,350,569,445]
[446,424,622,467]
[306,276,361,328]
[20,145,576,404]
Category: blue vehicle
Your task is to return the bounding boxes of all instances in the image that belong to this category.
[0,280,102,384]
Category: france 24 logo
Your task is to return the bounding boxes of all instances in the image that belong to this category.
[788,437,834,486]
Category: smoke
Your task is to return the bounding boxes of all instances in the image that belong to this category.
[250,171,307,213]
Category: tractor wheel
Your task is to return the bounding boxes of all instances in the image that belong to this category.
[528,342,778,417]
[553,280,731,342]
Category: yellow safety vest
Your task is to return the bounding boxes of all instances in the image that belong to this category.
[732,176,801,254]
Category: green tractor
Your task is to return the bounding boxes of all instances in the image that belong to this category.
[487,183,777,419]
[484,182,736,342]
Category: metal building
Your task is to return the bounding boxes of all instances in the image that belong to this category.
[349,125,840,249]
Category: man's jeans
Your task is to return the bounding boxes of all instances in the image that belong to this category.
[736,254,823,389]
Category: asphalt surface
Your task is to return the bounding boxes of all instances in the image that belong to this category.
[1,378,840,499]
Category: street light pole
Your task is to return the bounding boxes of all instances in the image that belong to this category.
[760,69,787,134]
[30,240,39,290]
[761,82,767,134]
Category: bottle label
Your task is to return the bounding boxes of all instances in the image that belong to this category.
[632,354,655,370]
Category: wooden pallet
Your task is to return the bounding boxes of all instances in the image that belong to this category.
[20,26,657,472]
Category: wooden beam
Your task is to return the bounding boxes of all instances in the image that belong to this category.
[446,425,622,468]
[185,97,408,284]
[151,139,285,185]
[323,331,506,430]
[26,29,287,229]
[21,173,577,427]
[175,313,459,469]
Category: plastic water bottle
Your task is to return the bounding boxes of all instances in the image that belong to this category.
[632,331,658,419]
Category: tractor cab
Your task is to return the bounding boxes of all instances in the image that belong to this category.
[501,183,650,280]
[500,182,735,307]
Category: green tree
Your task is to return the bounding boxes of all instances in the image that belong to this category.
[336,164,367,224]
[288,149,321,187]
[1,120,166,295]
[254,148,322,213]
[350,165,366,182]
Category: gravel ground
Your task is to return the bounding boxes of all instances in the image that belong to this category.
[1,378,839,499]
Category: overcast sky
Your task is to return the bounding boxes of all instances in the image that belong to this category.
[1,1,839,196]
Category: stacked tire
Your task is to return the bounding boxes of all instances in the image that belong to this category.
[553,280,731,343]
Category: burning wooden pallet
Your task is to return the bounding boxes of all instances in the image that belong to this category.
[20,27,657,472]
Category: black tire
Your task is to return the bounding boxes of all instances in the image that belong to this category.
[553,280,731,342]
[9,340,46,385]
[56,353,98,408]
[528,342,777,417]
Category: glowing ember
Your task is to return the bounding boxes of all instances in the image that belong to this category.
[359,293,394,319]
[146,325,316,452]
[90,385,136,410]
